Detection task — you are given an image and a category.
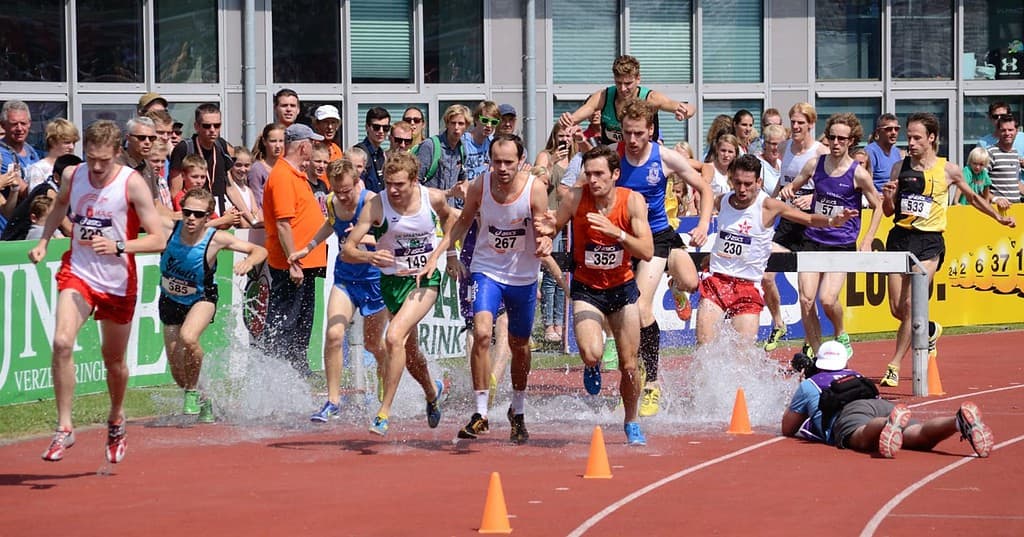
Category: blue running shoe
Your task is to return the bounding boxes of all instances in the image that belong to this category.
[624,422,646,446]
[426,379,445,428]
[310,400,340,423]
[369,415,389,436]
[583,364,602,395]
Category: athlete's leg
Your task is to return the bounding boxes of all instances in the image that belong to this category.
[323,286,355,405]
[667,247,698,292]
[363,308,389,389]
[51,290,93,431]
[490,312,512,386]
[729,312,762,344]
[607,303,642,423]
[797,271,824,353]
[98,319,133,424]
[695,298,727,346]
[174,301,217,390]
[817,271,848,337]
[400,287,443,401]
[377,286,439,417]
[573,300,607,368]
[886,259,938,370]
[634,256,669,385]
[162,325,187,388]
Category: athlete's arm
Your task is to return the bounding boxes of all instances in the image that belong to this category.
[622,190,654,261]
[541,185,582,235]
[779,157,817,201]
[765,196,857,229]
[289,221,334,264]
[420,187,458,285]
[442,177,483,254]
[880,161,901,217]
[646,89,694,121]
[529,175,554,257]
[560,89,605,129]
[342,195,390,267]
[949,161,1015,227]
[27,166,75,263]
[855,166,884,251]
[210,230,268,275]
[117,171,167,255]
[663,147,711,247]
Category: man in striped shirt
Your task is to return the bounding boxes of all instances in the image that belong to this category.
[986,114,1024,209]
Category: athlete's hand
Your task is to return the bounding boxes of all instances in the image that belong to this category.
[586,212,619,238]
[689,222,709,248]
[233,259,254,276]
[534,210,557,237]
[778,184,795,201]
[287,247,309,264]
[881,180,897,202]
[28,243,46,264]
[415,256,438,288]
[289,262,304,285]
[995,197,1012,211]
[534,235,553,257]
[558,112,576,129]
[446,255,467,280]
[999,215,1016,228]
[833,208,859,229]
[792,194,813,211]
[90,236,117,255]
[447,180,468,200]
[369,249,395,269]
[674,102,692,121]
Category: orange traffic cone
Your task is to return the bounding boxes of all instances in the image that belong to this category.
[479,472,513,534]
[727,388,753,434]
[928,354,946,396]
[583,426,612,479]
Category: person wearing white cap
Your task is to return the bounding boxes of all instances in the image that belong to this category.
[782,340,995,459]
[313,105,343,161]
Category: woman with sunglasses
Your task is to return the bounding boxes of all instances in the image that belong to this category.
[159,188,266,423]
[865,113,904,192]
[402,106,426,146]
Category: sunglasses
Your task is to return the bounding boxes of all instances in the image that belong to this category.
[182,208,208,219]
[200,122,221,129]
[879,126,901,133]
[392,136,413,145]
[370,123,392,133]
[172,130,183,135]
[130,134,158,142]
[478,116,500,127]
[402,116,424,124]
[826,134,851,142]
[990,113,1011,120]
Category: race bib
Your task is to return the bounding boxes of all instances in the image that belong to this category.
[715,231,752,258]
[161,276,197,297]
[814,198,839,217]
[584,244,623,270]
[73,214,112,244]
[488,225,527,252]
[900,193,932,218]
[394,235,434,272]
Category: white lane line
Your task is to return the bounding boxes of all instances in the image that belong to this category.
[859,433,1024,537]
[565,437,786,537]
[566,384,1024,537]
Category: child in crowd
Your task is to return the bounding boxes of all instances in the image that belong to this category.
[173,154,238,228]
[960,147,992,205]
[147,140,174,211]
[306,142,331,217]
[25,196,55,241]
[225,147,263,229]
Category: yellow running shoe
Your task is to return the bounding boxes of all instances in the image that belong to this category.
[880,365,899,387]
[639,386,661,417]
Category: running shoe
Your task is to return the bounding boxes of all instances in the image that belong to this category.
[835,332,854,359]
[426,379,445,428]
[624,421,647,446]
[801,342,815,360]
[878,404,911,459]
[488,373,498,409]
[369,415,389,436]
[458,413,490,439]
[198,398,215,424]
[583,364,602,395]
[928,321,943,357]
[602,339,618,369]
[671,286,692,322]
[639,386,661,417]
[763,325,787,352]
[507,407,529,445]
[183,389,201,415]
[41,428,75,462]
[880,365,899,387]
[106,420,127,464]
[310,400,339,423]
[956,401,994,458]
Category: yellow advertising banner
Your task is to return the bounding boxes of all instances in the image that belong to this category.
[844,204,1024,333]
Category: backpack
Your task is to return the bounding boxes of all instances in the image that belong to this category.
[818,374,880,429]
[412,135,465,184]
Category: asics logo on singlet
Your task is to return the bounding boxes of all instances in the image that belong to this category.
[647,162,661,186]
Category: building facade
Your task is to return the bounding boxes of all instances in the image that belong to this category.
[1,0,1021,162]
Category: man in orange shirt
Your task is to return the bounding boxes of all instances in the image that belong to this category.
[259,124,328,376]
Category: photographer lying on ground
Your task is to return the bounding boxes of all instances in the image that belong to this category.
[781,340,994,458]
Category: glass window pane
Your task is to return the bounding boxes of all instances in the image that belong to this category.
[0,101,69,151]
[551,99,584,141]
[81,104,138,131]
[155,0,219,83]
[629,0,692,84]
[166,102,209,141]
[272,0,340,84]
[423,0,483,83]
[815,0,881,80]
[895,99,949,157]
[351,0,413,84]
[962,95,1024,157]
[701,99,762,158]
[0,1,66,82]
[702,0,762,83]
[964,1,1024,80]
[891,0,952,80]
[77,0,143,83]
[357,103,427,149]
[553,0,619,84]
[814,98,881,148]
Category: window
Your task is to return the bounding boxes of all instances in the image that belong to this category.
[166,102,211,140]
[815,98,881,147]
[895,100,949,157]
[963,1,1024,80]
[0,1,65,82]
[77,0,144,83]
[551,99,584,141]
[702,0,762,83]
[81,104,139,131]
[552,0,619,84]
[962,95,1024,156]
[629,0,693,84]
[155,0,219,83]
[351,0,413,84]
[891,0,953,80]
[701,99,762,158]
[423,0,484,83]
[272,0,341,84]
[815,0,881,81]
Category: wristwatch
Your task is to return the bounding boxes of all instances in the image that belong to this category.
[115,240,126,256]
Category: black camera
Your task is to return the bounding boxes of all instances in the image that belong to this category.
[790,352,818,377]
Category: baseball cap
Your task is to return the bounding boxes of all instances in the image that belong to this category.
[814,341,850,371]
[314,105,341,122]
[498,104,517,117]
[138,92,168,111]
[284,123,325,143]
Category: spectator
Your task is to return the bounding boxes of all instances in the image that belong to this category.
[25,119,79,192]
[0,100,42,184]
[313,105,343,161]
[749,108,783,156]
[497,104,518,136]
[225,146,262,229]
[257,124,329,377]
[986,114,1024,207]
[415,104,470,199]
[703,114,734,162]
[170,122,184,147]
[168,103,234,213]
[402,106,426,146]
[355,107,390,193]
[145,109,175,178]
[783,341,994,459]
[306,142,331,217]
[273,89,301,127]
[977,101,1024,153]
[757,123,786,196]
[959,146,992,205]
[388,120,415,156]
[137,92,168,116]
[142,140,174,216]
[732,109,756,154]
[248,122,286,206]
[346,145,368,179]
[24,196,55,241]
[864,113,904,192]
[462,100,498,180]
[1,153,81,241]
[119,116,157,170]
[702,134,741,198]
